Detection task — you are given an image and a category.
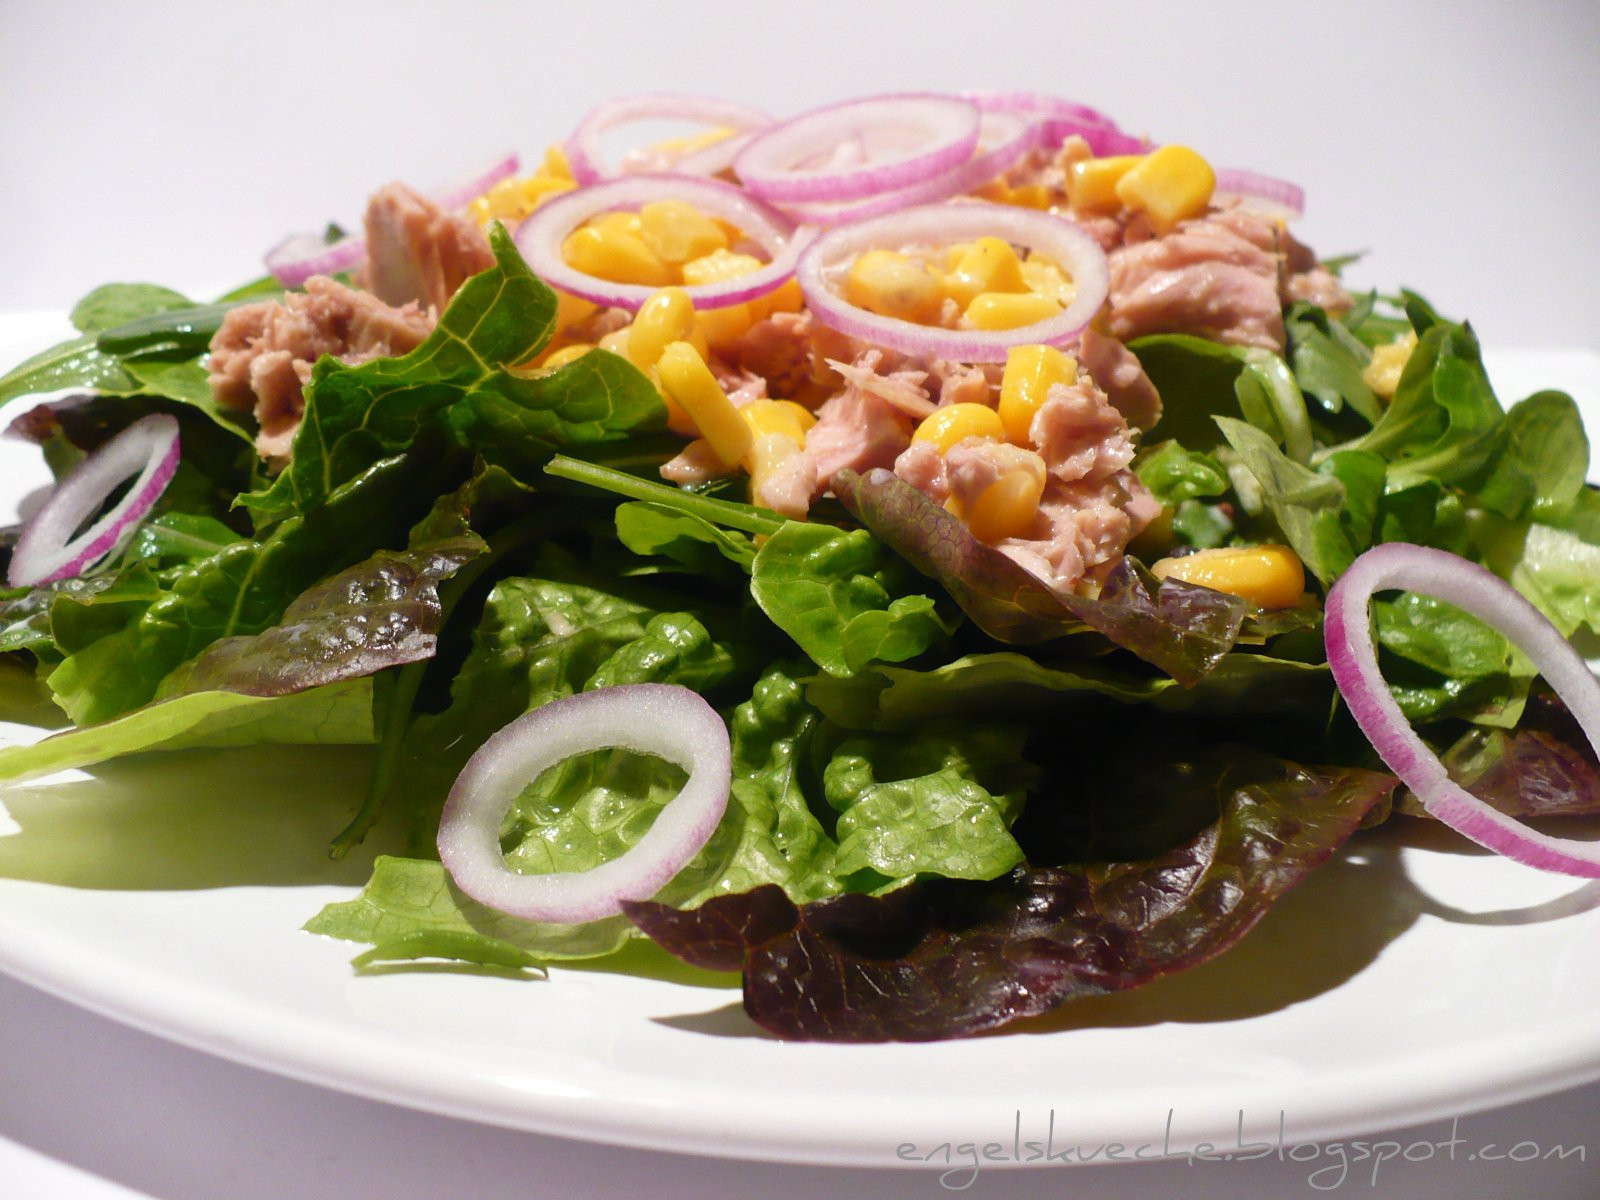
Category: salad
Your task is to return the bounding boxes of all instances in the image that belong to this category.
[0,91,1596,1044]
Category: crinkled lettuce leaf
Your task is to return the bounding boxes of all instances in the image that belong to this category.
[627,741,1393,1041]
[750,520,958,676]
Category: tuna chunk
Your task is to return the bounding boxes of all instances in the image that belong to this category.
[357,182,495,311]
[1028,376,1138,486]
[892,371,1154,593]
[803,375,913,492]
[208,276,434,458]
[1106,208,1287,350]
[1076,327,1162,430]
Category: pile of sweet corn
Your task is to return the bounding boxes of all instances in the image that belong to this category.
[843,236,1077,333]
[468,145,579,229]
[521,134,1303,604]
[1063,144,1216,232]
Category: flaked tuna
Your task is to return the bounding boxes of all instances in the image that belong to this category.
[208,276,434,458]
[358,182,495,312]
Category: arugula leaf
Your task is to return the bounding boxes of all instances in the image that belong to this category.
[750,521,956,676]
[0,335,135,407]
[0,284,252,425]
[1473,391,1589,520]
[1346,317,1504,490]
[1215,416,1384,584]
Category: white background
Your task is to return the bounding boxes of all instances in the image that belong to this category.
[2,2,1599,1198]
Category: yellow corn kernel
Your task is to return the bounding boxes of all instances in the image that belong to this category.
[542,143,574,181]
[912,402,1006,454]
[1019,255,1076,307]
[943,242,974,271]
[755,276,804,318]
[629,287,706,367]
[945,236,1028,309]
[741,399,816,446]
[656,342,753,467]
[845,249,948,325]
[1115,144,1216,234]
[540,343,596,370]
[683,251,758,345]
[553,287,597,333]
[747,432,802,504]
[1150,544,1306,609]
[682,247,761,286]
[591,211,644,238]
[638,200,730,265]
[682,249,802,323]
[1065,154,1144,214]
[965,291,1061,331]
[696,302,753,349]
[966,468,1047,543]
[469,175,554,228]
[562,226,675,287]
[597,328,634,356]
[1362,331,1418,399]
[1004,183,1051,210]
[998,344,1078,444]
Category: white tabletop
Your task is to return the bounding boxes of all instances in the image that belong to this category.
[2,3,1599,1197]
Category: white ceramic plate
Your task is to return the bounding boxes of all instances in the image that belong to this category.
[1,317,1598,1168]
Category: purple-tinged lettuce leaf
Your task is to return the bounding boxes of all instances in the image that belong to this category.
[628,749,1392,1041]
[833,468,1246,685]
[162,535,483,697]
[1396,690,1600,819]
[0,531,482,782]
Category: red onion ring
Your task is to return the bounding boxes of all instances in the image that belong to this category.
[7,414,181,588]
[432,152,523,211]
[514,173,807,311]
[779,111,1041,226]
[1326,543,1600,877]
[1213,167,1306,219]
[966,91,1150,156]
[265,153,520,288]
[436,684,732,924]
[565,93,773,186]
[734,93,981,204]
[796,202,1110,363]
[265,231,367,290]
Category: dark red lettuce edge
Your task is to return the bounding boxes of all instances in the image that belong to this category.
[626,755,1393,1041]
[832,467,1247,686]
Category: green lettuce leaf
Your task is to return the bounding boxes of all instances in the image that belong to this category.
[824,724,1031,882]
[750,520,956,676]
[0,680,374,784]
